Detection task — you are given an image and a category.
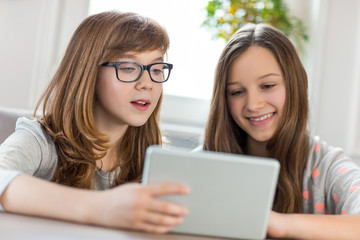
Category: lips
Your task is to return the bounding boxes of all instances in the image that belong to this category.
[248,112,274,122]
[247,112,275,126]
[131,100,149,106]
[130,99,150,111]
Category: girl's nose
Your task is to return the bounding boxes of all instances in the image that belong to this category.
[246,91,264,111]
[135,70,153,90]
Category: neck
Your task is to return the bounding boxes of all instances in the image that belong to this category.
[246,137,269,157]
[97,146,118,172]
[93,118,129,172]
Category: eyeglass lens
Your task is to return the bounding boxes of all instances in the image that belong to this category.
[117,63,170,82]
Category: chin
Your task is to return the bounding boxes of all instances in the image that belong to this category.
[251,134,273,143]
[129,120,148,127]
[257,136,273,143]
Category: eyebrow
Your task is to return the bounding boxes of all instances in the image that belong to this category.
[227,82,239,87]
[120,55,164,62]
[227,73,282,87]
[258,73,282,80]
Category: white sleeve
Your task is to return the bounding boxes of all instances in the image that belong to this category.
[0,125,44,174]
[0,170,22,211]
[0,118,58,210]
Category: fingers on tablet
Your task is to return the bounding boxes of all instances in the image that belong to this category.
[134,221,173,234]
[143,211,184,226]
[146,183,190,195]
[148,198,188,216]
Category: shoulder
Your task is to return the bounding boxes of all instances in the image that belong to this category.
[1,117,46,149]
[13,117,54,148]
[305,136,358,182]
[0,117,57,177]
[306,136,347,171]
[15,117,46,139]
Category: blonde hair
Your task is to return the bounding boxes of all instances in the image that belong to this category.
[35,11,169,189]
[204,24,309,213]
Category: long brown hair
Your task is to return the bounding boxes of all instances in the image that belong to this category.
[204,23,309,213]
[34,11,169,189]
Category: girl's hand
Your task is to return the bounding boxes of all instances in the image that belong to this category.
[92,182,190,233]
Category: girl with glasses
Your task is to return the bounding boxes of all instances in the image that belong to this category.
[204,23,360,239]
[0,11,188,233]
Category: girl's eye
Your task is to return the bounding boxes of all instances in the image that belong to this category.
[151,68,163,75]
[262,84,275,89]
[119,67,136,73]
[229,89,244,96]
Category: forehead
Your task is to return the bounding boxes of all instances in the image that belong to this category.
[116,50,164,61]
[228,46,282,82]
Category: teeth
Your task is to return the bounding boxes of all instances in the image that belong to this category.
[136,101,147,105]
[249,113,274,122]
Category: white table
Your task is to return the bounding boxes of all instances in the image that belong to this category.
[0,212,225,240]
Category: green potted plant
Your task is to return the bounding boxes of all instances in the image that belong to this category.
[202,0,308,51]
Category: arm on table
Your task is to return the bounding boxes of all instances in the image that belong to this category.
[267,211,360,239]
[0,174,189,233]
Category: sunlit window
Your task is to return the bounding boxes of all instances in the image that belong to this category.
[89,0,225,100]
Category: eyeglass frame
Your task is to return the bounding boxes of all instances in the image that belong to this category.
[101,61,173,83]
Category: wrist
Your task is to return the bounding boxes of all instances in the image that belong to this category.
[268,211,293,239]
[75,190,101,225]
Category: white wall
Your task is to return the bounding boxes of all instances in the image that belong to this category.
[0,0,41,109]
[283,0,360,157]
[0,0,360,155]
[0,0,88,109]
[308,0,360,156]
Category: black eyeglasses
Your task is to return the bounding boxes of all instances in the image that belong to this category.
[101,62,173,83]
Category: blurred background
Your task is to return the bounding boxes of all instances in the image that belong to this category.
[0,0,360,158]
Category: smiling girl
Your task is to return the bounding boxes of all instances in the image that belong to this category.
[0,11,189,233]
[204,23,360,239]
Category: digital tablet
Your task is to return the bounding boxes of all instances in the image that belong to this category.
[142,145,280,240]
